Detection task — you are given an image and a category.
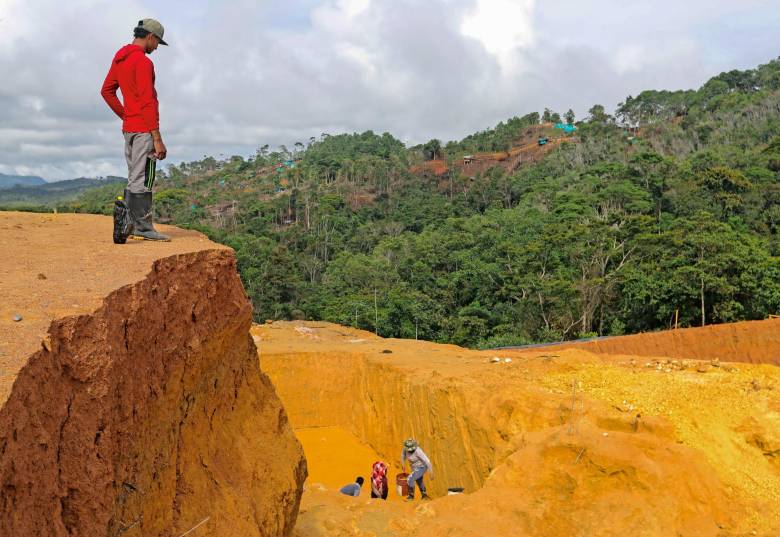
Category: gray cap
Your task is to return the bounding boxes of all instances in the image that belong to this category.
[136,18,168,46]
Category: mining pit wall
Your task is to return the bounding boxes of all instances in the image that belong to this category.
[0,213,306,537]
[258,322,780,536]
[260,350,503,496]
[533,318,780,365]
[256,332,672,500]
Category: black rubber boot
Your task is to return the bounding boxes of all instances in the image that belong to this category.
[127,191,170,241]
[112,189,134,244]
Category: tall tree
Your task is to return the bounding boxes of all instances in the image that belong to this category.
[587,104,609,123]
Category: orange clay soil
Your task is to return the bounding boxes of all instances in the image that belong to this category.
[295,426,404,502]
[0,212,305,537]
[518,318,780,365]
[0,211,226,404]
[255,321,780,537]
[410,125,575,180]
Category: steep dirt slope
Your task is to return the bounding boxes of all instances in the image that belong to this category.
[0,212,306,537]
[411,124,575,180]
[514,318,780,365]
[256,321,780,537]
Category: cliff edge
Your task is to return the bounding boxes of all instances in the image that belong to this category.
[0,212,306,536]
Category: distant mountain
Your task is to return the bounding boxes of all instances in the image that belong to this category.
[0,173,46,189]
[29,176,124,192]
[0,176,125,207]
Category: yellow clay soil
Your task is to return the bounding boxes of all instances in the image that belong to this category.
[255,321,780,537]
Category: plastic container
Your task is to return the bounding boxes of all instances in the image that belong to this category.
[395,473,409,497]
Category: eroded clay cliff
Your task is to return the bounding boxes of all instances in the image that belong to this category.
[0,212,306,537]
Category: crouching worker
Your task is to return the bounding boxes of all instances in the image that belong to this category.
[339,476,364,497]
[370,461,389,500]
[401,438,432,501]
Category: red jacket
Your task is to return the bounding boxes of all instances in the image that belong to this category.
[101,44,159,132]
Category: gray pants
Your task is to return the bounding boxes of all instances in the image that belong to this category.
[123,132,156,194]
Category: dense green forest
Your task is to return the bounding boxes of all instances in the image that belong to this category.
[59,58,780,347]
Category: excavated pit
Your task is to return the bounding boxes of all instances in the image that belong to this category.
[0,212,306,537]
[255,321,780,537]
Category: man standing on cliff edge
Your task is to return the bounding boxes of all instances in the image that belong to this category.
[101,18,170,242]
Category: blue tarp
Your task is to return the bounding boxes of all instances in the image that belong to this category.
[276,160,296,172]
[554,123,578,133]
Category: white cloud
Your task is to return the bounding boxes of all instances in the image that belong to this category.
[461,0,535,70]
[338,43,378,78]
[613,45,644,74]
[338,0,371,18]
[0,0,776,180]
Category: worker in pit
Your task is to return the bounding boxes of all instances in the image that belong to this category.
[370,461,389,499]
[339,476,364,497]
[401,438,433,501]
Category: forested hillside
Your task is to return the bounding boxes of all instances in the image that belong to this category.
[69,58,780,347]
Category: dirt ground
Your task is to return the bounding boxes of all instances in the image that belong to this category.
[0,212,304,536]
[296,426,405,502]
[529,318,780,365]
[0,211,227,404]
[256,321,780,537]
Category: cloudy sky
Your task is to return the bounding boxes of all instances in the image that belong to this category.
[0,0,778,180]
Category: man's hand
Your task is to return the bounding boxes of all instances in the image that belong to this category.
[153,138,167,160]
[151,129,167,160]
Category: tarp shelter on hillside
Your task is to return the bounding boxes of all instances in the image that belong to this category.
[554,123,578,134]
[276,160,297,173]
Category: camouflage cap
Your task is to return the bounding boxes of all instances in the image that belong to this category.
[136,18,168,46]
